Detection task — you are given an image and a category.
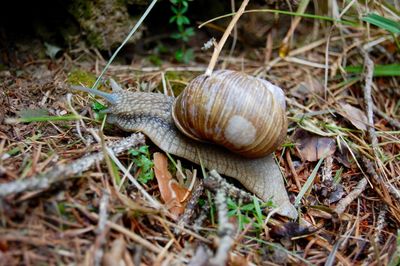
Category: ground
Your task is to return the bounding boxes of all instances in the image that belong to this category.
[0,1,399,265]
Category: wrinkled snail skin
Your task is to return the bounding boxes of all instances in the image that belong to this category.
[101,92,282,202]
[71,72,297,218]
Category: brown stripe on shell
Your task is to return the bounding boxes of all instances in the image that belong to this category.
[172,70,287,158]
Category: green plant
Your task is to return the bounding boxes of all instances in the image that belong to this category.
[388,230,400,266]
[227,197,275,233]
[129,145,154,184]
[169,0,194,63]
[362,13,400,35]
[92,101,107,121]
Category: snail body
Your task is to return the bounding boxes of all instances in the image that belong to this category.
[71,70,296,218]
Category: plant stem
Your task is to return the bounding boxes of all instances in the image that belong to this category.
[92,0,158,89]
[205,0,249,76]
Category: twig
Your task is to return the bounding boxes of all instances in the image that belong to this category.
[192,200,211,233]
[0,133,145,198]
[280,0,311,57]
[228,0,238,58]
[89,130,162,209]
[208,189,235,266]
[361,50,379,156]
[373,105,400,129]
[205,0,249,75]
[204,170,254,203]
[74,202,163,254]
[94,190,110,266]
[363,157,400,202]
[103,237,126,266]
[365,205,387,265]
[175,180,204,235]
[153,216,212,244]
[334,178,368,216]
[286,150,302,191]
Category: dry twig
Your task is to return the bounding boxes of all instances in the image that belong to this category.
[205,0,249,75]
[175,180,204,235]
[361,50,379,156]
[204,170,254,203]
[208,189,235,266]
[0,133,145,198]
[94,190,110,266]
[363,157,400,202]
[334,178,368,216]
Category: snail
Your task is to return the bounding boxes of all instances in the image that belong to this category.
[72,70,297,218]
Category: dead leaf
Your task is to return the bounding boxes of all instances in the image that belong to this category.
[103,237,126,266]
[229,253,249,266]
[188,245,211,266]
[335,140,354,168]
[327,184,345,204]
[153,152,189,218]
[269,222,318,240]
[294,129,336,162]
[338,103,368,131]
[290,75,324,98]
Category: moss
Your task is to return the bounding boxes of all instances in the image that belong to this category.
[67,69,97,87]
[123,0,149,5]
[68,0,93,19]
[86,32,105,50]
[165,71,199,96]
[67,0,142,50]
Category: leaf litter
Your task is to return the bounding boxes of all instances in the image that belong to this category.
[0,1,400,265]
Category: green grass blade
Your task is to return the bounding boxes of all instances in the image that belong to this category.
[6,114,82,124]
[92,0,158,89]
[252,197,264,227]
[199,8,358,29]
[362,13,400,34]
[345,64,400,76]
[294,157,324,207]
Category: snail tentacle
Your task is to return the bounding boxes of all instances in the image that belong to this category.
[70,85,118,105]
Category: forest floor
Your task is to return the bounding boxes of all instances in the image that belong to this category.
[0,1,400,265]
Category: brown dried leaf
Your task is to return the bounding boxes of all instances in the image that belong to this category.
[294,129,336,162]
[103,237,126,266]
[338,103,368,131]
[291,75,324,98]
[153,152,189,218]
[269,222,318,240]
[188,245,211,266]
[229,253,250,266]
[334,139,355,168]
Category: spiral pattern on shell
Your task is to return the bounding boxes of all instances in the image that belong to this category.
[172,70,288,158]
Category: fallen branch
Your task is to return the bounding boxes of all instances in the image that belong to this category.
[334,178,368,216]
[363,157,400,202]
[0,133,145,198]
[205,0,249,75]
[365,205,387,265]
[74,201,163,254]
[175,180,204,235]
[94,190,110,266]
[373,105,400,129]
[208,188,235,266]
[204,170,254,203]
[361,50,379,157]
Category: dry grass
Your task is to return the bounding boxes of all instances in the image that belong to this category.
[1,0,399,265]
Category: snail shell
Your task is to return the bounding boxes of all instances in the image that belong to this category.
[172,70,288,158]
